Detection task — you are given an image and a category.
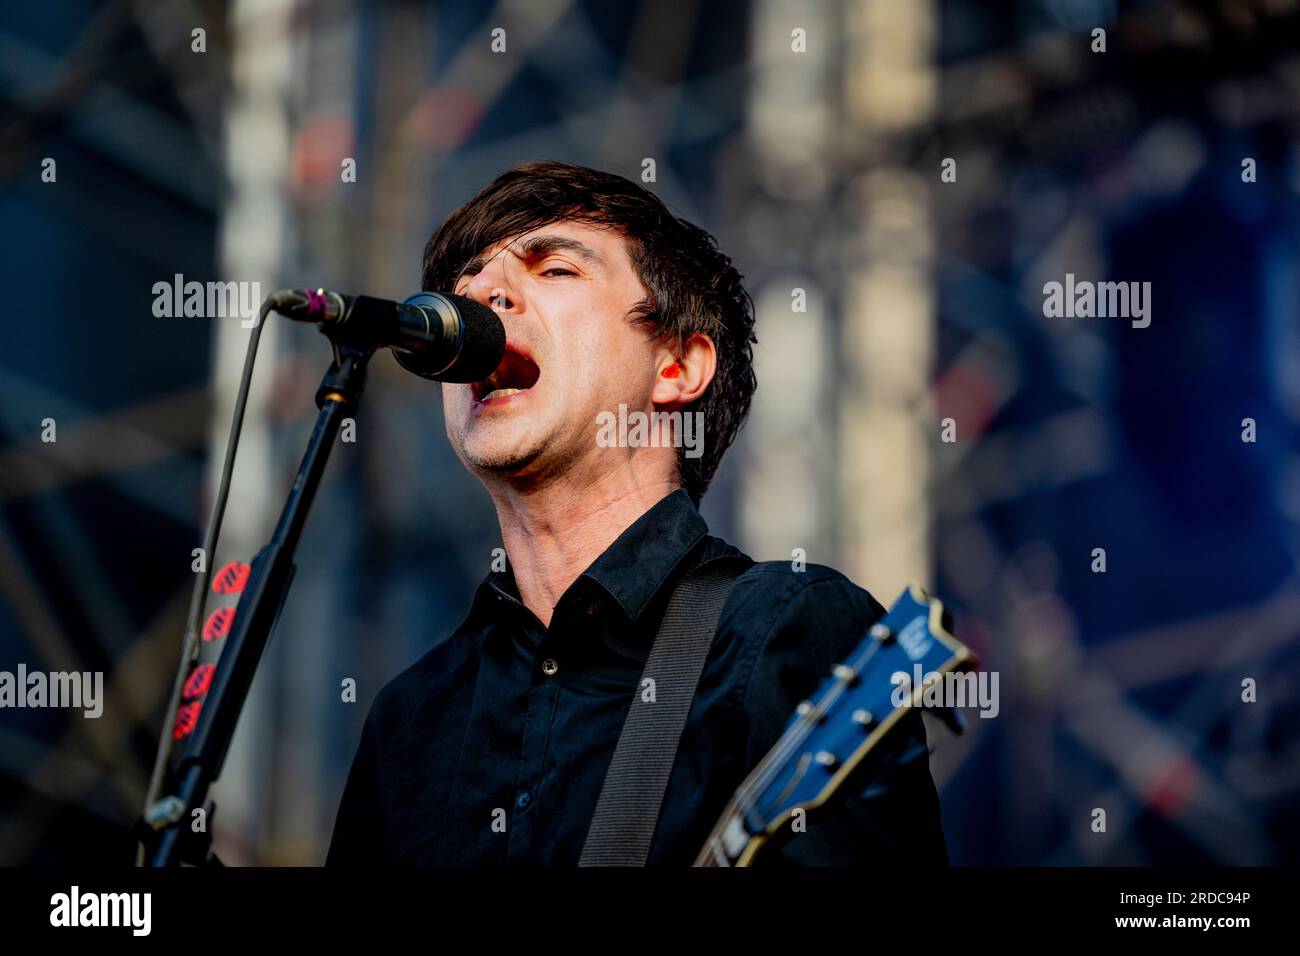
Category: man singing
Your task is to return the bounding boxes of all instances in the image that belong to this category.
[326,161,947,866]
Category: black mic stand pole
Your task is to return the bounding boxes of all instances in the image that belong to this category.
[143,339,372,867]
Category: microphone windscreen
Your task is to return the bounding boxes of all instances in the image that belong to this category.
[394,292,506,383]
[439,294,506,383]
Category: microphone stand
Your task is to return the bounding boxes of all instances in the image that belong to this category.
[142,338,372,867]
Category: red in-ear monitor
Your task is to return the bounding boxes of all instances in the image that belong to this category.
[661,363,681,379]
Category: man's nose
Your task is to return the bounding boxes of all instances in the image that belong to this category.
[461,264,519,314]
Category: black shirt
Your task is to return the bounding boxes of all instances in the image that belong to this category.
[326,489,948,866]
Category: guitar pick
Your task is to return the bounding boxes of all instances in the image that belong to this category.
[183,663,216,699]
[173,699,203,740]
[212,561,251,595]
[202,606,235,642]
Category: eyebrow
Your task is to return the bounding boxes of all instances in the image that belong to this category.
[461,234,607,278]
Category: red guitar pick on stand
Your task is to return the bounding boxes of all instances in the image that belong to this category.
[212,561,251,594]
[202,606,235,641]
[183,663,216,699]
[173,699,203,740]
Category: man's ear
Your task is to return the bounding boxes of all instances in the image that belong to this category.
[652,332,716,409]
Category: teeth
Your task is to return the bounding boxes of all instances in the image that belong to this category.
[482,388,522,401]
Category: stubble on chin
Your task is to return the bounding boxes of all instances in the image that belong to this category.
[455,419,551,476]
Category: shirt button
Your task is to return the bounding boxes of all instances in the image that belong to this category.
[516,791,532,809]
[541,658,559,676]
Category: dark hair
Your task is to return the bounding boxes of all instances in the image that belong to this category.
[421,160,757,504]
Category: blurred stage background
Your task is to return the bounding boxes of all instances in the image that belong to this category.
[1,0,1297,866]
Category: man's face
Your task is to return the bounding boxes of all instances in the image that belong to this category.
[442,221,658,487]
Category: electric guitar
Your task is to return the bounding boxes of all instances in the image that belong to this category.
[694,584,976,866]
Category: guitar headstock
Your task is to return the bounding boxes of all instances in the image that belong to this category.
[696,584,977,866]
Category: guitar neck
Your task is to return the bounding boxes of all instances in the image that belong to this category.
[691,584,975,867]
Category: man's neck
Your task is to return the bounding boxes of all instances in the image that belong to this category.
[488,467,679,628]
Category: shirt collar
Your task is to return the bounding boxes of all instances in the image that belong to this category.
[463,488,709,630]
[574,488,709,622]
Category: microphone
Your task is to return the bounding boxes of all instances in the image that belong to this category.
[267,288,505,383]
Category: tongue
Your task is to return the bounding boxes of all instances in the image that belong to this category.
[491,350,540,391]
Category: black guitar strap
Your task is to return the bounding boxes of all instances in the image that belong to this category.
[578,553,752,866]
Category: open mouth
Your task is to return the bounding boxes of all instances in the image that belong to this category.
[471,346,541,404]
